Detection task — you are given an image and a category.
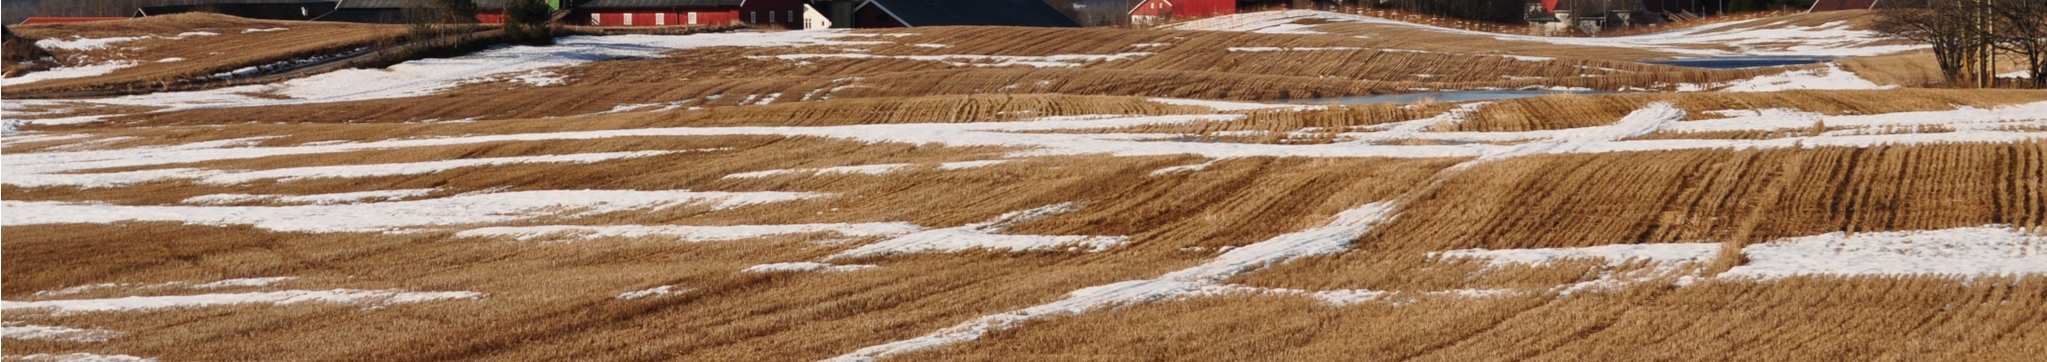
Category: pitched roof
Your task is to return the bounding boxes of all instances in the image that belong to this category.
[576,0,745,8]
[335,0,515,10]
[144,0,334,5]
[334,0,435,8]
[862,0,1078,27]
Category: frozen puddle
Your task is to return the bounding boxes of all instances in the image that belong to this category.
[5,190,823,233]
[2,289,483,315]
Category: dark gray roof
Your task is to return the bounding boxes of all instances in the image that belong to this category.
[335,0,508,9]
[575,0,745,9]
[865,0,1077,27]
[144,0,332,5]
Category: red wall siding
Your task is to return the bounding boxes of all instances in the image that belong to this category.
[1131,0,1234,19]
[1130,0,1168,17]
[1172,0,1235,18]
[586,9,740,27]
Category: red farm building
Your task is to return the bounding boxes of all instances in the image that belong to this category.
[1128,0,1234,26]
[573,0,805,28]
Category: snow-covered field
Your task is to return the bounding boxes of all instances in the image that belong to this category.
[4,9,2043,361]
[1170,10,1927,57]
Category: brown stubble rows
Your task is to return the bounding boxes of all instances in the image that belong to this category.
[1031,102,1459,140]
[1372,143,2046,250]
[5,141,1461,360]
[9,11,2046,361]
[1447,89,2047,132]
[1234,142,2046,295]
[11,93,1202,154]
[4,13,409,95]
[0,222,1197,361]
[898,276,2047,361]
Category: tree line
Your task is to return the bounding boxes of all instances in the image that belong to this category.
[1876,0,2047,88]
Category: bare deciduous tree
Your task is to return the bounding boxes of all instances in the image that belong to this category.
[1874,0,1982,85]
[1878,0,2046,88]
[1984,0,2047,87]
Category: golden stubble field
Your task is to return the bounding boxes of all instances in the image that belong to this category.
[4,9,2047,362]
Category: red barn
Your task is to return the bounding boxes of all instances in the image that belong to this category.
[572,0,804,28]
[1129,0,1234,26]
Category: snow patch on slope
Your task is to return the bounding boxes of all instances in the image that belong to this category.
[5,190,823,233]
[1718,64,1892,92]
[0,61,138,87]
[457,223,920,242]
[829,203,1127,259]
[3,289,483,315]
[3,323,122,342]
[183,189,437,205]
[825,201,1399,361]
[743,262,878,273]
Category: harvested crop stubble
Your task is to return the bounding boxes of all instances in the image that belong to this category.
[1,136,1004,204]
[2,151,1456,360]
[532,26,1776,97]
[1347,143,2046,254]
[97,91,1205,128]
[900,276,2047,361]
[1446,89,2047,132]
[4,13,408,94]
[1040,103,1457,138]
[0,223,1186,361]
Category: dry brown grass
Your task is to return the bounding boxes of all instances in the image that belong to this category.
[900,276,2047,361]
[0,223,1198,361]
[1351,143,2046,253]
[1447,89,2047,132]
[9,11,2045,361]
[4,139,1460,360]
[1300,10,1904,62]
[3,13,408,95]
[541,26,1778,95]
[1030,103,1456,140]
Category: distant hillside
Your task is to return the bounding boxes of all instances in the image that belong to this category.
[5,0,152,24]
